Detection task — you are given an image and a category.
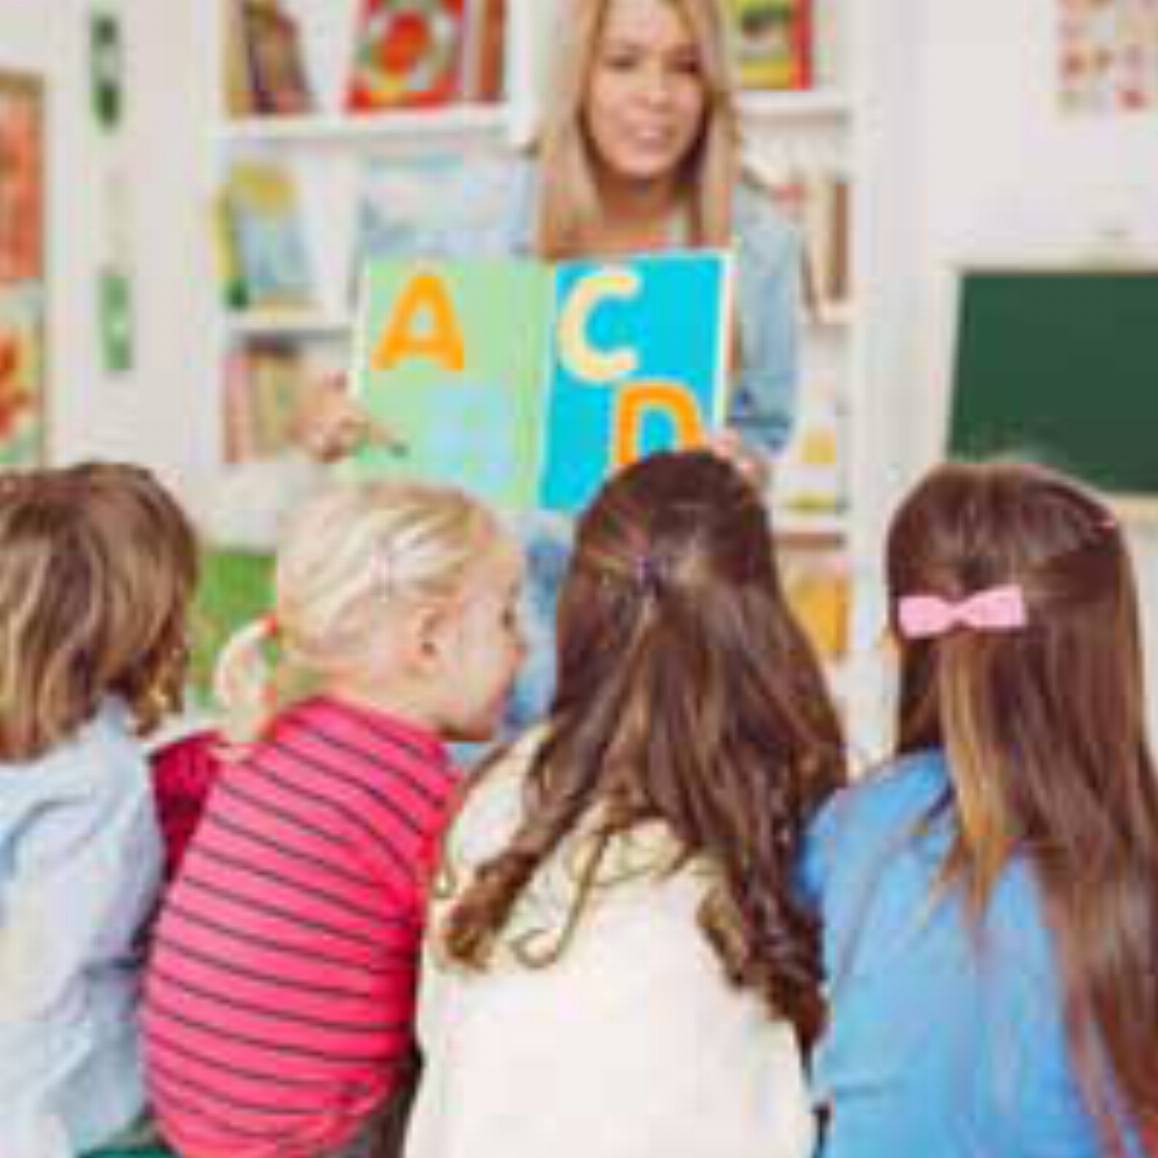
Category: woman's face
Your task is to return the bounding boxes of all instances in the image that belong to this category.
[583,0,708,188]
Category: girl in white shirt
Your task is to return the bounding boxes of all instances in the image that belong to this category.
[407,451,845,1158]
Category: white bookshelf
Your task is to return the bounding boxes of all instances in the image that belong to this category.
[738,88,852,121]
[216,103,510,148]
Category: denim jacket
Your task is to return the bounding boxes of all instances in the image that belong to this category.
[0,698,161,1157]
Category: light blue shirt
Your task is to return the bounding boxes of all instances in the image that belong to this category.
[410,155,801,454]
[0,698,162,1157]
[801,750,1143,1158]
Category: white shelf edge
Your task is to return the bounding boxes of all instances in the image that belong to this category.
[738,88,852,121]
[216,104,511,147]
[223,311,354,338]
[773,510,850,540]
[807,301,856,329]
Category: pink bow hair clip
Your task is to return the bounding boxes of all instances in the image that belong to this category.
[897,583,1028,640]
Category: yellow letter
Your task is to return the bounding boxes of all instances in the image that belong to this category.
[611,380,707,467]
[372,272,465,372]
[557,267,640,384]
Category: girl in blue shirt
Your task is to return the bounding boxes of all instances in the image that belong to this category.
[0,463,198,1157]
[804,460,1156,1157]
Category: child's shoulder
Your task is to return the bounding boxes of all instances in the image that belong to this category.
[0,697,142,801]
[445,727,544,866]
[798,752,947,910]
[271,695,459,811]
[804,750,948,885]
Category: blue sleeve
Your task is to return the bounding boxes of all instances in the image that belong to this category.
[796,790,842,914]
[727,196,802,455]
[0,772,158,1019]
[0,758,159,1154]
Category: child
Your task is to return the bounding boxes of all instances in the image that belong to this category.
[405,450,845,1158]
[0,462,198,1158]
[804,460,1158,1157]
[142,478,525,1158]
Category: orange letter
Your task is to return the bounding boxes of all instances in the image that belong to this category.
[611,380,707,467]
[372,271,465,372]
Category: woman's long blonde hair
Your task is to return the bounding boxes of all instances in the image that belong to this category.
[535,0,740,258]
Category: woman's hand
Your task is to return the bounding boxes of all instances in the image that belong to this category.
[705,429,773,494]
[293,375,403,463]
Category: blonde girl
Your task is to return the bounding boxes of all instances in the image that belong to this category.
[406,451,845,1158]
[143,478,524,1158]
[804,461,1158,1157]
[0,462,197,1158]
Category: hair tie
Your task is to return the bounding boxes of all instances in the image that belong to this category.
[897,583,1027,639]
[635,552,663,597]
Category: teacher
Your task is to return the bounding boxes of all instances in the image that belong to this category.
[308,0,802,729]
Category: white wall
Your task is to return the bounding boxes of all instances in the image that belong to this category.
[0,0,218,506]
[894,0,1158,736]
[902,0,1158,462]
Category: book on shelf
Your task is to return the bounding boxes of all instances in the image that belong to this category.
[727,0,812,91]
[224,0,314,117]
[459,0,505,102]
[804,171,849,316]
[348,251,733,515]
[220,159,314,311]
[222,339,310,462]
[776,380,847,517]
[345,0,468,112]
[778,542,850,663]
[760,167,850,321]
[210,192,246,310]
[0,281,44,467]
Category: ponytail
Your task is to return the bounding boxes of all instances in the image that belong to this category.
[213,613,282,744]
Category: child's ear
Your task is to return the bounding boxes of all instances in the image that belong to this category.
[408,603,458,676]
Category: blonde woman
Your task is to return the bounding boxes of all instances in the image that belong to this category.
[310,0,802,730]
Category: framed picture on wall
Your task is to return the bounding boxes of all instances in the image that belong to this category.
[0,70,46,466]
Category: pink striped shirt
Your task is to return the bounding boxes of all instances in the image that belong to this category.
[142,696,457,1157]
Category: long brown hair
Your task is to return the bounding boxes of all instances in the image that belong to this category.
[888,460,1158,1151]
[535,0,739,259]
[443,450,845,1045]
[0,462,198,761]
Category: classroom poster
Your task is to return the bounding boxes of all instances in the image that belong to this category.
[1058,0,1158,113]
[0,71,46,466]
[349,252,732,515]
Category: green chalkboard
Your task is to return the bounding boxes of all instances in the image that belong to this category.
[948,271,1158,498]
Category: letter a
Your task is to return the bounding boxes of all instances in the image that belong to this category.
[372,272,465,372]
